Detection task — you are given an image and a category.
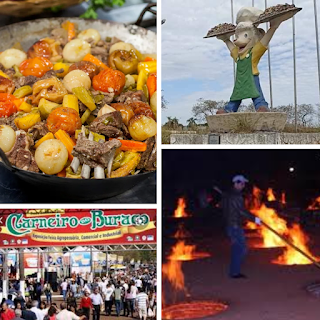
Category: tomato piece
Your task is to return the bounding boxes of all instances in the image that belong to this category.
[0,100,17,118]
[92,68,125,95]
[20,57,53,78]
[47,107,82,135]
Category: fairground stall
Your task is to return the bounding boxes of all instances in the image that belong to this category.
[0,209,156,299]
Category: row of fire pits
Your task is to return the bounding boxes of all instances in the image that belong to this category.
[162,198,228,319]
[162,189,320,319]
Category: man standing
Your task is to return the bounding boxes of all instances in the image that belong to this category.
[135,288,149,320]
[222,175,261,278]
[90,287,103,320]
[22,302,37,320]
[12,309,24,320]
[56,302,85,320]
[61,279,68,301]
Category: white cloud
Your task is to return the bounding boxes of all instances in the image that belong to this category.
[162,0,320,124]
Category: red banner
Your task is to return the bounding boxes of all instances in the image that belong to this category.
[0,209,156,248]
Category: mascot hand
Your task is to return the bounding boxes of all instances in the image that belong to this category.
[217,34,231,42]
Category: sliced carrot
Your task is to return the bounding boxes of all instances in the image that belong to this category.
[144,57,155,62]
[62,21,76,42]
[34,132,55,149]
[83,53,108,70]
[146,73,157,99]
[54,129,75,161]
[110,138,147,152]
[57,168,66,177]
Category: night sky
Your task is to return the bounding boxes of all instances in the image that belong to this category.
[162,149,320,213]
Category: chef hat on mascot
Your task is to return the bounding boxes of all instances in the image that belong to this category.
[235,7,265,40]
[236,7,263,24]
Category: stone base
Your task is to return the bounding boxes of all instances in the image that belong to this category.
[170,133,320,144]
[206,112,287,133]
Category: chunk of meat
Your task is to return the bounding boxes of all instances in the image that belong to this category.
[137,136,156,171]
[115,90,147,104]
[72,133,121,168]
[5,130,39,172]
[51,28,68,47]
[28,121,49,141]
[0,114,18,130]
[0,63,5,72]
[89,111,124,138]
[4,68,15,78]
[13,75,38,89]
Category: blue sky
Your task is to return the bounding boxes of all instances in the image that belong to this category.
[162,0,320,125]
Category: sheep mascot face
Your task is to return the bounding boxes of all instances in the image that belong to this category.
[216,7,293,114]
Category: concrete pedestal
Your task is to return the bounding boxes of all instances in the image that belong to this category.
[170,132,320,144]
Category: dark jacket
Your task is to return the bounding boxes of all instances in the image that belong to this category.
[222,188,256,227]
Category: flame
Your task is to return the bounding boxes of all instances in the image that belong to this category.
[162,241,188,307]
[174,198,188,218]
[281,192,286,205]
[245,186,263,230]
[252,204,288,248]
[174,224,191,239]
[266,188,276,202]
[170,240,196,261]
[307,196,320,210]
[274,224,318,265]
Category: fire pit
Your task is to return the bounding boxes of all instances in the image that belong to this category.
[162,301,228,320]
[171,197,190,219]
[167,240,211,262]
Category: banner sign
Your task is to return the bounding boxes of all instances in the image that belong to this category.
[0,210,156,248]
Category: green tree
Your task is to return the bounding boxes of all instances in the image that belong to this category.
[192,99,226,122]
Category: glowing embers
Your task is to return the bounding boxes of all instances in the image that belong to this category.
[162,301,228,320]
[307,196,320,210]
[273,224,318,265]
[173,224,192,239]
[266,188,276,201]
[173,197,189,218]
[168,240,211,262]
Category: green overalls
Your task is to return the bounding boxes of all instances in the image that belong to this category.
[230,48,260,101]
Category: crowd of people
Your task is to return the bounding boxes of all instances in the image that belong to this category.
[0,269,157,320]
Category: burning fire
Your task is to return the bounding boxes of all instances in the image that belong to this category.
[251,204,318,265]
[174,224,191,239]
[274,224,318,265]
[174,198,189,218]
[281,192,286,205]
[307,196,320,210]
[162,241,188,308]
[266,188,276,201]
[252,205,287,248]
[169,241,197,261]
[246,186,263,230]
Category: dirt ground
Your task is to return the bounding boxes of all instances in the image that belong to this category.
[163,216,320,320]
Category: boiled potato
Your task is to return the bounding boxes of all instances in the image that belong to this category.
[128,114,157,141]
[124,74,136,89]
[97,105,116,118]
[77,29,101,45]
[62,39,91,62]
[0,49,27,69]
[0,125,16,152]
[109,42,136,54]
[63,70,91,93]
[150,90,157,120]
[35,139,68,175]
